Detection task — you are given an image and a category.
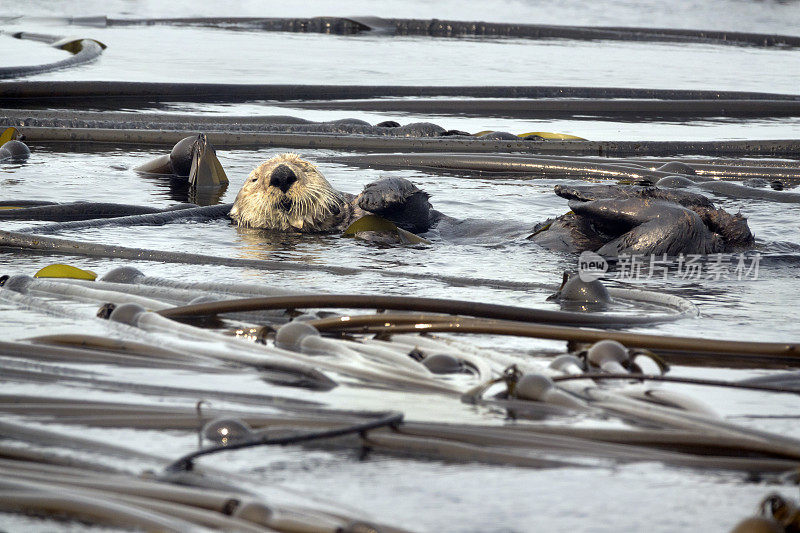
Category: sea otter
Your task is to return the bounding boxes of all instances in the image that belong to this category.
[528,184,754,255]
[229,152,441,234]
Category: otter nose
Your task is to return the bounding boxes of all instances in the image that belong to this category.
[269,164,298,193]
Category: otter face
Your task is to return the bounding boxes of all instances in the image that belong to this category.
[229,153,348,232]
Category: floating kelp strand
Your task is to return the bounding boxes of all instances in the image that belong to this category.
[50,279,231,306]
[398,421,784,460]
[0,284,97,320]
[8,101,800,124]
[15,204,233,236]
[0,355,105,384]
[0,418,168,464]
[98,267,308,298]
[2,275,173,310]
[0,402,369,433]
[0,477,304,533]
[0,340,230,372]
[157,293,696,327]
[0,443,129,476]
[0,484,205,532]
[390,424,800,470]
[529,155,800,179]
[0,202,170,222]
[580,388,800,454]
[488,154,800,181]
[306,315,800,359]
[4,109,351,126]
[1,404,238,420]
[3,81,798,103]
[605,288,697,317]
[16,126,800,157]
[0,35,105,80]
[359,430,799,474]
[554,372,800,396]
[3,113,459,136]
[359,431,588,470]
[54,15,800,48]
[281,97,800,119]
[50,278,293,324]
[0,361,319,408]
[27,333,225,363]
[328,153,800,182]
[329,153,678,180]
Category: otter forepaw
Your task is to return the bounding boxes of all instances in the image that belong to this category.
[357,177,423,213]
[356,177,437,234]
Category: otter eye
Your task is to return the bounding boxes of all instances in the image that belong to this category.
[250,178,257,182]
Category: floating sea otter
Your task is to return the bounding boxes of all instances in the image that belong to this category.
[230,153,754,255]
[229,152,442,234]
[528,184,754,255]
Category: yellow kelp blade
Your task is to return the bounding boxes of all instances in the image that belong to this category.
[0,127,20,145]
[519,131,587,140]
[34,264,97,280]
[395,227,432,245]
[343,215,431,245]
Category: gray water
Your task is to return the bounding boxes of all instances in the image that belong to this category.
[2,1,800,531]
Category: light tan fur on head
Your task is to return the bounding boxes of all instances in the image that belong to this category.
[229,153,349,232]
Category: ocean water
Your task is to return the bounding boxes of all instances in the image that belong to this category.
[1,2,800,531]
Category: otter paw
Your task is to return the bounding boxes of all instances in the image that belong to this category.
[357,177,422,213]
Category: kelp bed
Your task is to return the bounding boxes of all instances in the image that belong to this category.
[2,12,800,533]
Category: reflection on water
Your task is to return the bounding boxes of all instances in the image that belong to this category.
[233,224,341,263]
[137,172,229,205]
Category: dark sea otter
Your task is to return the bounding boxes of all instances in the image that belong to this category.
[528,184,754,255]
[230,153,754,255]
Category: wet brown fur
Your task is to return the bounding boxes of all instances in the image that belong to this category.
[229,153,354,232]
